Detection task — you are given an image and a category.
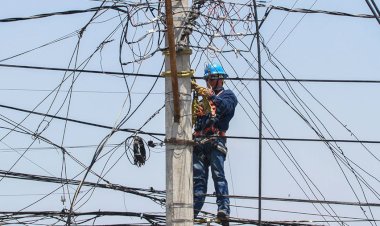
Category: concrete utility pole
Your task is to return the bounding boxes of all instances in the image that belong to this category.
[164,0,193,225]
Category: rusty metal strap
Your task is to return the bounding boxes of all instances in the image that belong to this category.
[162,48,192,56]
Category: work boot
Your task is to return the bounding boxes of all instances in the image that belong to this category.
[217,211,229,226]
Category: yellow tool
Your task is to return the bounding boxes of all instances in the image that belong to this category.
[191,79,215,126]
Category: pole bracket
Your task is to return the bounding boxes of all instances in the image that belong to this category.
[161,69,194,77]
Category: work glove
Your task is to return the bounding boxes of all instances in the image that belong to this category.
[191,80,214,98]
[194,104,205,116]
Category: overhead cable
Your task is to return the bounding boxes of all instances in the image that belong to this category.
[2,63,380,83]
[2,103,380,144]
[364,0,380,25]
[0,169,165,204]
[0,4,376,24]
[0,6,129,23]
[268,4,377,19]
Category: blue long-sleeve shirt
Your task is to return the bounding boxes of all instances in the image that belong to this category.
[194,87,238,135]
[209,88,238,131]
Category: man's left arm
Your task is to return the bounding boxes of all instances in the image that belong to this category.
[209,90,237,116]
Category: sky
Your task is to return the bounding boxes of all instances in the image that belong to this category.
[0,0,380,225]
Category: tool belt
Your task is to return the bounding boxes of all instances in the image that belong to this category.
[193,129,228,155]
[193,126,226,139]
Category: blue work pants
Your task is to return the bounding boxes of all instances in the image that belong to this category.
[193,139,230,217]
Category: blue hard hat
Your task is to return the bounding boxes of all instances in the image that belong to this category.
[203,63,228,80]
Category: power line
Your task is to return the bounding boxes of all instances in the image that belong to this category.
[0,169,165,204]
[210,194,380,208]
[0,63,160,78]
[8,168,380,208]
[364,0,380,25]
[0,3,375,24]
[0,144,120,152]
[228,135,380,144]
[207,201,380,222]
[3,63,380,83]
[0,6,129,23]
[1,1,379,224]
[0,88,164,94]
[0,210,166,225]
[268,4,377,19]
[2,103,380,144]
[0,210,324,226]
[0,103,163,137]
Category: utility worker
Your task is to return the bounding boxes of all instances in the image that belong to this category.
[192,63,238,224]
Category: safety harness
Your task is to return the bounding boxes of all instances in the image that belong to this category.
[192,82,227,154]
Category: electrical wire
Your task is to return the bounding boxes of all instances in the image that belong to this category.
[1,0,379,225]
